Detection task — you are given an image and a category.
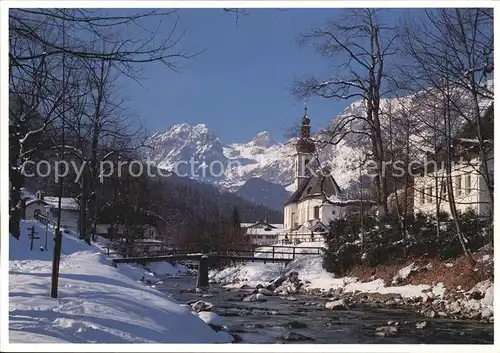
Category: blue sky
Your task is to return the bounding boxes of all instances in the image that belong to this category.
[118,8,409,143]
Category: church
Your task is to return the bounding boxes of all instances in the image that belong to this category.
[281,108,364,242]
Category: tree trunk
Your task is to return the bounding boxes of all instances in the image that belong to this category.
[9,166,23,240]
[444,94,475,265]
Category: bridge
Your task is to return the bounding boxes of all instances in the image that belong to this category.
[107,244,323,288]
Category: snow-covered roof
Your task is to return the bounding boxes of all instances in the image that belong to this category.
[245,227,282,236]
[285,173,342,206]
[326,196,377,206]
[240,223,256,228]
[26,197,79,211]
[44,197,79,210]
[20,187,35,201]
[240,221,283,229]
[25,199,49,207]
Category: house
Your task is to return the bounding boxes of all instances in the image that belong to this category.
[282,108,374,242]
[413,140,493,217]
[96,201,164,240]
[96,218,159,240]
[413,104,494,218]
[240,221,284,246]
[95,223,126,238]
[24,190,79,232]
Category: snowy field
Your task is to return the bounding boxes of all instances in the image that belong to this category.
[8,220,231,344]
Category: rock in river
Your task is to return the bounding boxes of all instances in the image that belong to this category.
[191,300,214,312]
[325,299,348,310]
[281,331,314,342]
[258,288,272,296]
[415,321,428,329]
[242,293,268,302]
[375,326,398,337]
[198,311,225,328]
[287,320,308,329]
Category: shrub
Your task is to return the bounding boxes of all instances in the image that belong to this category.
[322,210,492,275]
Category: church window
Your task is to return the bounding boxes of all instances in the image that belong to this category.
[313,206,320,219]
[332,210,336,215]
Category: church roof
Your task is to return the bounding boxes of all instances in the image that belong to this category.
[285,173,342,205]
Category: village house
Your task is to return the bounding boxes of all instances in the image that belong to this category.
[24,190,80,232]
[241,221,284,246]
[413,104,494,218]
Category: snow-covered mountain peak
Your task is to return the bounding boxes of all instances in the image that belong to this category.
[144,87,491,209]
[248,131,274,148]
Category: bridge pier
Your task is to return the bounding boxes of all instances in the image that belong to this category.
[196,255,209,288]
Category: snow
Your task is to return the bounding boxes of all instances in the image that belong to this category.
[432,282,446,298]
[144,261,189,277]
[212,252,436,300]
[197,311,225,327]
[9,220,231,344]
[392,262,417,284]
[42,197,79,210]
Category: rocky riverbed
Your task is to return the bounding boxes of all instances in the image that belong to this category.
[155,275,494,344]
[279,271,495,324]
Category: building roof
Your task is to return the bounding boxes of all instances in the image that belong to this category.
[285,173,342,206]
[25,197,79,210]
[240,221,284,229]
[245,227,282,236]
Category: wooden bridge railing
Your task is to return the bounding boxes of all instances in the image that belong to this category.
[108,243,323,262]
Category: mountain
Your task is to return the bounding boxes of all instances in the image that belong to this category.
[144,113,369,208]
[145,87,493,210]
[147,123,228,182]
[236,178,290,211]
[145,126,298,209]
[144,112,368,209]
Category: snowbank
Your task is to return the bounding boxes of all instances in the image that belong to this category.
[9,220,231,343]
[211,254,441,300]
[210,248,493,321]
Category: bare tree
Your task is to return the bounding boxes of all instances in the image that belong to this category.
[398,8,494,263]
[292,9,399,219]
[9,32,74,239]
[9,9,195,240]
[400,8,494,216]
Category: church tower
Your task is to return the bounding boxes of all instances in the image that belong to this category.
[294,106,316,189]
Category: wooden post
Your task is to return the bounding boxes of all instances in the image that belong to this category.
[272,247,275,260]
[292,247,296,260]
[44,214,49,250]
[196,255,209,288]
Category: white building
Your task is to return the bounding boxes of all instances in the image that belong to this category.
[241,221,284,246]
[413,139,493,218]
[24,190,79,232]
[281,108,371,243]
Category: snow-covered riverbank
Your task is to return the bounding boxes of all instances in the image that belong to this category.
[209,242,494,323]
[8,220,232,344]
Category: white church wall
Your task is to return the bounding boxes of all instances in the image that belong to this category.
[296,198,323,225]
[284,203,298,230]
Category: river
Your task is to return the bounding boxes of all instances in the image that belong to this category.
[156,275,494,344]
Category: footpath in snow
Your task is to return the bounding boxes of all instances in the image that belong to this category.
[8,220,232,344]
